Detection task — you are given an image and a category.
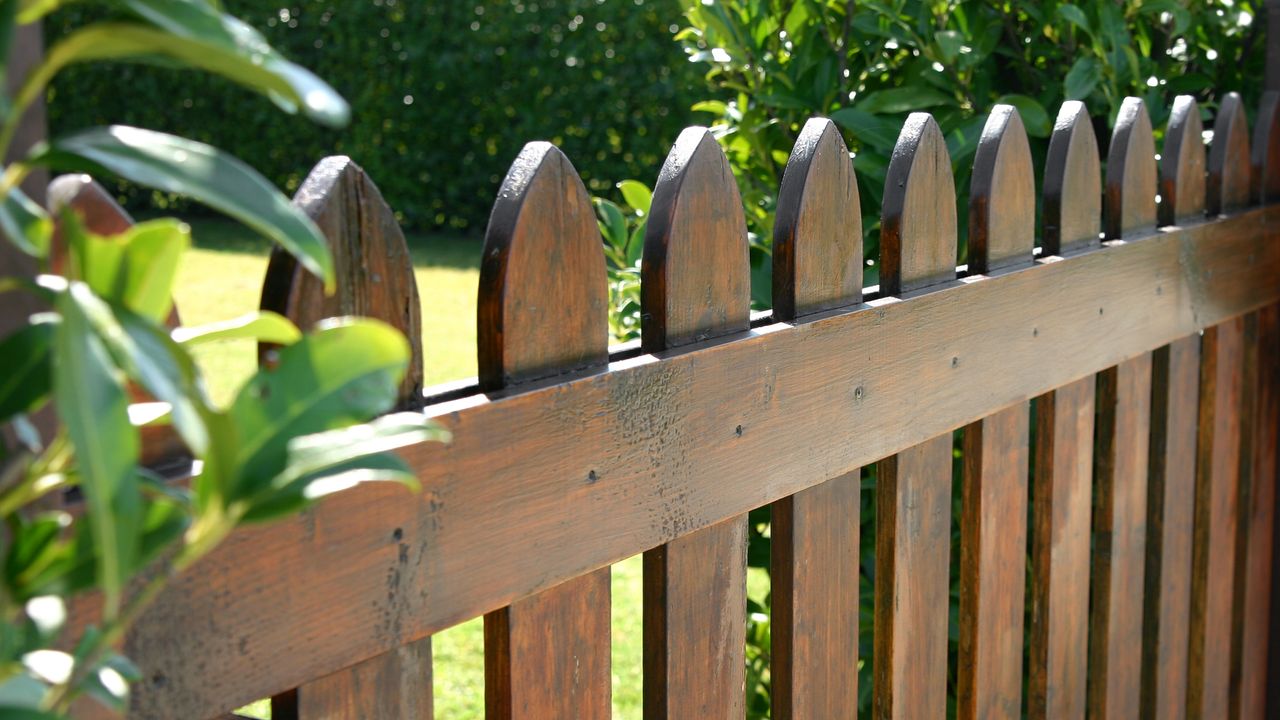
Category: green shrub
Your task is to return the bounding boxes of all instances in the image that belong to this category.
[47,0,710,233]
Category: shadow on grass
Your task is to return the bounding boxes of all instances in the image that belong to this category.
[162,214,482,271]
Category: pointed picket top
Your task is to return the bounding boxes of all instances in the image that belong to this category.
[772,117,862,321]
[642,127,751,352]
[1159,96,1207,226]
[1105,97,1158,240]
[477,142,608,391]
[880,112,957,296]
[969,105,1035,274]
[260,155,423,404]
[1207,93,1252,215]
[1043,101,1101,256]
[1252,91,1280,203]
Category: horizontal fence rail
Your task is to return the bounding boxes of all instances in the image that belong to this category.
[58,88,1280,719]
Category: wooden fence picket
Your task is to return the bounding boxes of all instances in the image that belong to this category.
[1027,100,1101,720]
[258,157,433,720]
[1138,95,1203,720]
[957,104,1034,720]
[1088,96,1157,720]
[640,127,750,719]
[477,142,613,718]
[768,117,862,719]
[872,112,956,719]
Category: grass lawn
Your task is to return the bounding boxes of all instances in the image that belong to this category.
[176,218,766,719]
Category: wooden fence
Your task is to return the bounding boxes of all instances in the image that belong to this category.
[58,57,1280,720]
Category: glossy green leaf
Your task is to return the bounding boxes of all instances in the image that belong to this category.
[0,186,52,258]
[52,282,140,618]
[594,198,627,249]
[16,0,68,22]
[278,412,446,486]
[240,452,414,525]
[995,95,1051,137]
[1056,5,1092,34]
[856,86,954,115]
[30,126,333,289]
[172,310,301,346]
[229,318,409,499]
[616,180,652,214]
[121,0,349,127]
[5,513,67,602]
[66,217,189,322]
[829,108,898,148]
[0,316,54,423]
[1064,56,1101,100]
[935,30,964,63]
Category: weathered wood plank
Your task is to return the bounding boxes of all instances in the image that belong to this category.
[119,205,1280,718]
[873,112,955,719]
[1027,100,1102,720]
[769,118,861,720]
[478,142,612,719]
[287,640,432,720]
[641,127,749,719]
[957,104,1033,720]
[1088,96,1156,720]
[1139,95,1204,720]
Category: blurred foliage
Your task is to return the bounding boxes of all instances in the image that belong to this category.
[46,0,709,233]
[679,0,1266,291]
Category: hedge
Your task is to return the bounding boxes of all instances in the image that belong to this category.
[46,0,708,233]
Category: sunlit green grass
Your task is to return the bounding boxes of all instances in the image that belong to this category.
[178,219,767,719]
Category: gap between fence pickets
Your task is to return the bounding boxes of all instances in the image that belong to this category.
[117,204,1279,718]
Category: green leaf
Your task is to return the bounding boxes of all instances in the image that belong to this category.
[15,0,68,22]
[856,86,954,114]
[30,126,333,290]
[52,282,140,618]
[5,513,66,602]
[0,316,54,424]
[595,198,627,250]
[626,218,647,268]
[17,20,346,128]
[829,108,899,148]
[1057,5,1092,35]
[172,310,301,346]
[228,318,409,500]
[616,180,652,215]
[935,30,964,63]
[995,95,1052,138]
[278,412,447,488]
[240,452,415,525]
[1064,56,1102,100]
[0,187,52,258]
[65,217,189,322]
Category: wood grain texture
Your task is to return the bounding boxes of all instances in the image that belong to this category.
[879,113,957,294]
[956,106,1035,720]
[874,434,953,719]
[770,473,859,720]
[1187,317,1244,719]
[114,208,1280,719]
[1159,95,1206,226]
[772,117,862,320]
[769,118,861,720]
[959,404,1028,720]
[259,156,423,403]
[1042,101,1101,256]
[1207,92,1252,216]
[1139,335,1200,720]
[1027,377,1095,720]
[287,640,432,720]
[477,142,608,390]
[1088,354,1153,720]
[1253,92,1280,204]
[642,126,749,719]
[1240,305,1279,719]
[874,111,955,720]
[641,127,751,351]
[968,104,1035,274]
[478,142,612,719]
[1105,97,1158,240]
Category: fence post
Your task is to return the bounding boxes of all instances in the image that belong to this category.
[1139,96,1203,720]
[768,117,862,719]
[641,127,750,719]
[1026,100,1100,720]
[872,112,956,720]
[261,156,433,720]
[477,142,612,718]
[957,104,1034,720]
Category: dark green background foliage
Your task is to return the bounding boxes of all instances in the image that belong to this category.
[46,0,708,231]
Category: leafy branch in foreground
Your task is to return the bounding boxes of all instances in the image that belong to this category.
[0,0,443,715]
